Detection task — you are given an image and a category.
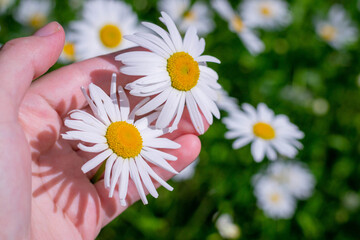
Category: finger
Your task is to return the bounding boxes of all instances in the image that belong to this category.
[94,134,201,227]
[0,22,65,114]
[29,49,141,118]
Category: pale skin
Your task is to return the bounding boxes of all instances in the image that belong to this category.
[0,22,207,240]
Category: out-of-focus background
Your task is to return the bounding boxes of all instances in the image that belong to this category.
[1,0,360,239]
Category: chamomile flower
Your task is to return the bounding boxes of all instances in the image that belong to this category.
[267,160,315,200]
[62,73,180,206]
[0,0,14,14]
[315,4,358,49]
[253,177,296,219]
[69,0,139,60]
[241,0,292,30]
[211,0,264,55]
[116,12,221,134]
[158,0,214,36]
[58,34,77,63]
[215,214,241,239]
[215,88,239,114]
[223,103,304,162]
[14,0,51,29]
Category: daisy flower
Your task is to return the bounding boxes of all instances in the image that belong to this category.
[58,33,77,63]
[69,0,139,60]
[62,73,180,206]
[315,4,358,49]
[14,0,51,29]
[223,103,304,162]
[253,177,296,219]
[158,0,215,36]
[211,0,265,55]
[0,0,14,14]
[267,160,315,200]
[241,0,292,30]
[116,12,221,134]
[215,88,239,114]
[215,214,241,239]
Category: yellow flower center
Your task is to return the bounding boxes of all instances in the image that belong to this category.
[320,24,337,41]
[184,10,195,21]
[29,13,46,28]
[63,42,76,61]
[167,52,200,91]
[260,5,272,17]
[105,121,143,158]
[270,193,280,203]
[231,15,244,33]
[99,24,122,48]
[253,122,276,140]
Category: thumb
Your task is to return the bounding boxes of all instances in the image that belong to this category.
[0,21,65,110]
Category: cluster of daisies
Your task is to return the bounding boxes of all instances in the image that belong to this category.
[2,0,356,61]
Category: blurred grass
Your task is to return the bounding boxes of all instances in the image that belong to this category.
[1,0,360,239]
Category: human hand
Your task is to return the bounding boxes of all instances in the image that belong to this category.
[0,22,206,240]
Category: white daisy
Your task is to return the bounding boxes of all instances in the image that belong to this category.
[0,0,14,14]
[241,0,292,30]
[315,4,358,49]
[116,12,221,135]
[69,0,139,60]
[14,0,51,29]
[172,157,199,182]
[223,103,304,162]
[211,0,265,55]
[158,0,215,36]
[215,214,241,239]
[58,33,77,64]
[267,160,315,200]
[215,88,239,114]
[254,177,296,219]
[62,73,180,206]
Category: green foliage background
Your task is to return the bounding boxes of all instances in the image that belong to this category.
[1,0,360,239]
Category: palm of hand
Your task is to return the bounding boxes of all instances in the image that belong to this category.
[2,44,202,239]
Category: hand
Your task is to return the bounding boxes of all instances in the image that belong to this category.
[0,22,205,240]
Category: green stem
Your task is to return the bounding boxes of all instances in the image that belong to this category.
[91,160,106,184]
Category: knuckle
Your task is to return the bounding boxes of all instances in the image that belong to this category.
[1,38,30,53]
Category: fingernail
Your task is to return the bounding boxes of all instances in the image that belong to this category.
[34,22,61,37]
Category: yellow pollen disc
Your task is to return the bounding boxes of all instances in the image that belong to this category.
[105,121,143,158]
[253,122,276,140]
[63,42,75,60]
[29,13,46,28]
[320,25,337,41]
[167,52,200,91]
[99,24,122,48]
[270,193,280,203]
[184,10,195,21]
[231,15,244,33]
[260,5,272,17]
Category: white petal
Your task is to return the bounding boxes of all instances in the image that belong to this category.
[110,73,121,121]
[168,92,186,132]
[69,110,106,130]
[81,149,113,173]
[117,86,130,121]
[232,136,253,149]
[185,92,204,134]
[119,160,130,206]
[160,11,183,52]
[142,21,176,52]
[64,119,105,135]
[135,156,159,198]
[124,35,170,59]
[139,157,173,191]
[183,26,198,53]
[251,139,266,162]
[77,143,108,153]
[141,150,178,174]
[143,137,181,149]
[136,88,172,116]
[128,97,150,122]
[129,159,148,205]
[156,89,181,129]
[142,146,177,161]
[62,131,107,144]
[195,55,220,64]
[104,154,117,188]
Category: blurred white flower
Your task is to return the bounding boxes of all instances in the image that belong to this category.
[14,0,51,29]
[215,214,241,239]
[211,0,265,55]
[342,192,360,211]
[241,0,292,30]
[312,98,329,116]
[254,177,296,219]
[215,88,239,114]
[0,0,14,13]
[58,33,77,63]
[158,0,214,36]
[223,103,304,162]
[172,158,199,182]
[315,4,358,49]
[69,0,139,60]
[267,160,315,200]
